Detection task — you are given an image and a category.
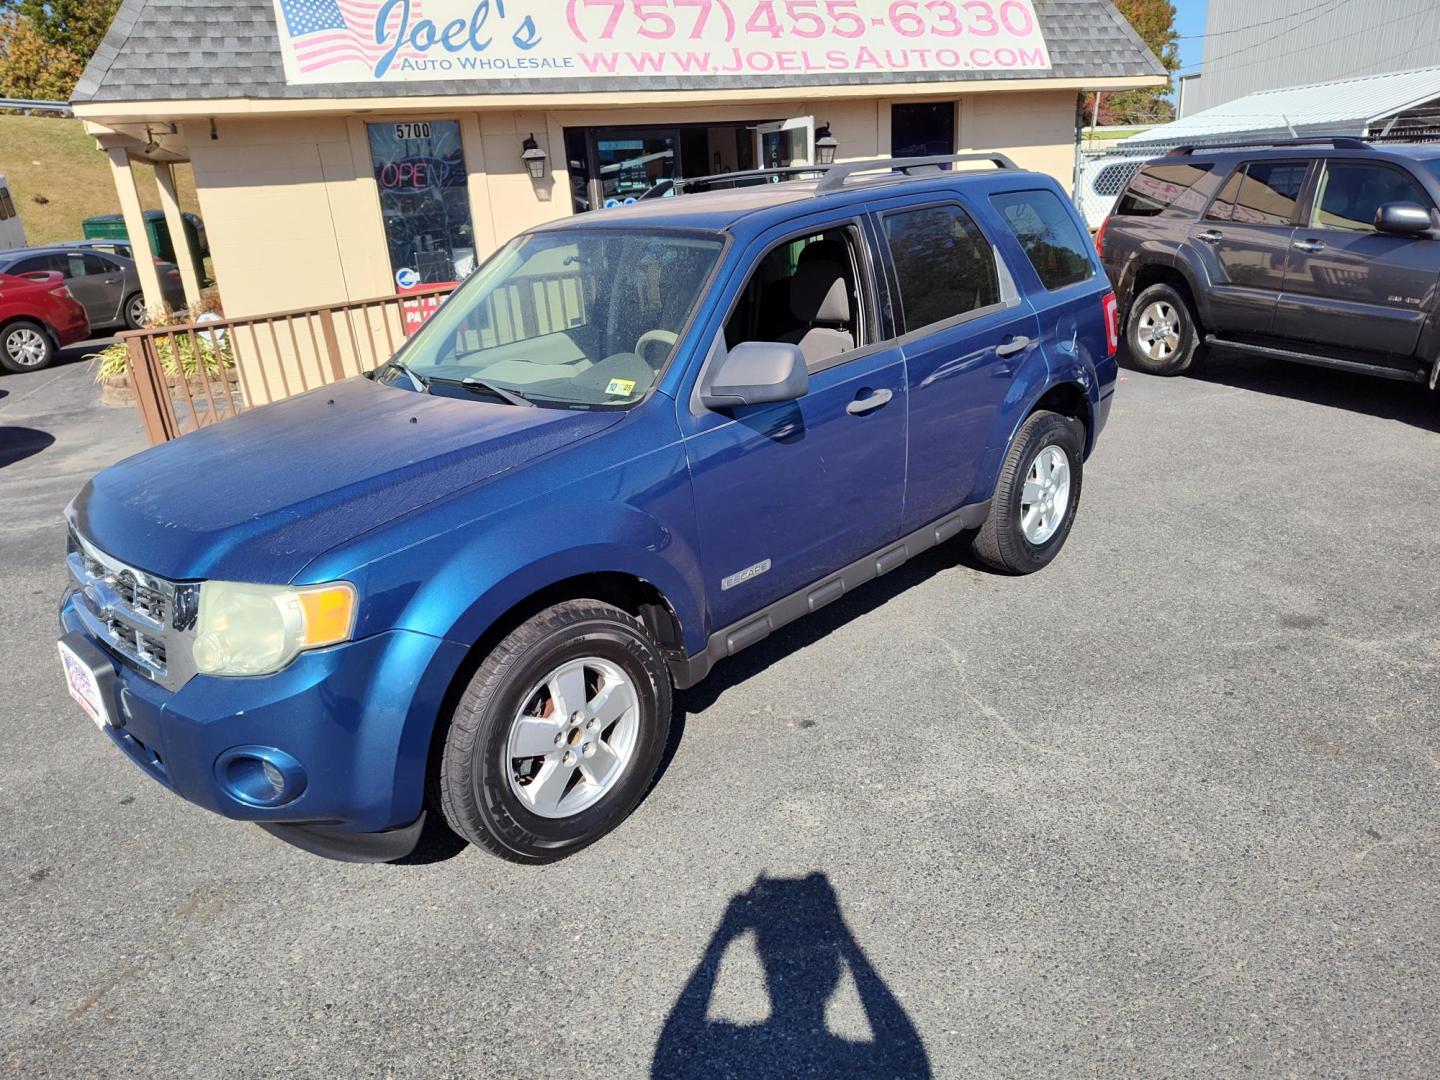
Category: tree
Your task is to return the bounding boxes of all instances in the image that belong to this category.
[1116,0,1181,73]
[1084,0,1182,128]
[0,12,86,100]
[14,0,120,58]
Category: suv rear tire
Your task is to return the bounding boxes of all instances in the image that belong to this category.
[1124,283,1203,376]
[436,600,672,863]
[972,410,1084,575]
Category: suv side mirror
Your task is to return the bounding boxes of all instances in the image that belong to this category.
[1375,202,1433,237]
[700,341,809,409]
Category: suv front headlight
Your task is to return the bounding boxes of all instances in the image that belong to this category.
[192,581,357,677]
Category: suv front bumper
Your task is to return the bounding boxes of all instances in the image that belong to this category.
[58,593,467,861]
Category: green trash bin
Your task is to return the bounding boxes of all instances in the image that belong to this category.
[83,210,204,272]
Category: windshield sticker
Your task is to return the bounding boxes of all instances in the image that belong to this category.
[605,378,637,397]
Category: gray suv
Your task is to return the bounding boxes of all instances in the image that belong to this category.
[1098,137,1440,389]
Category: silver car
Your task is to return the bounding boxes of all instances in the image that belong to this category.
[0,245,186,330]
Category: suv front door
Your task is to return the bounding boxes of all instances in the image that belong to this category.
[1191,159,1313,338]
[1275,159,1440,359]
[681,214,907,631]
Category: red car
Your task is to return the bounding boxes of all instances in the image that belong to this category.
[0,270,90,373]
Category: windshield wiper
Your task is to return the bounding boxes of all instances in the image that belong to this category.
[376,359,430,393]
[450,376,534,407]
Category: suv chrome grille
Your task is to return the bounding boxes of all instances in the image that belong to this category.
[66,526,198,691]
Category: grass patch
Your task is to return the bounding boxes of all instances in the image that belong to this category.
[0,114,202,247]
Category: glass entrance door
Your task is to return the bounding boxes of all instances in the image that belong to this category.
[754,116,815,170]
[594,130,678,208]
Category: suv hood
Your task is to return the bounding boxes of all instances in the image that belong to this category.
[73,377,623,582]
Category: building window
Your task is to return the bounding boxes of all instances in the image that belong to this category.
[367,120,476,288]
[891,103,955,159]
[882,204,999,333]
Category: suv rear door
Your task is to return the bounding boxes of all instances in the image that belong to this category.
[1191,159,1313,337]
[868,192,1041,532]
[1274,158,1440,359]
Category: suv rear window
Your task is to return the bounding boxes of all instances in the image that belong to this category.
[990,190,1094,291]
[1206,162,1308,226]
[1114,164,1214,217]
[881,204,1000,332]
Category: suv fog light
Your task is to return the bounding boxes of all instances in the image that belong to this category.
[215,746,307,807]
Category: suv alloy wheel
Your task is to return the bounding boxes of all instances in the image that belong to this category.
[435,600,672,862]
[1124,283,1204,376]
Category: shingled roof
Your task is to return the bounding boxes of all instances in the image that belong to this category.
[73,0,1165,105]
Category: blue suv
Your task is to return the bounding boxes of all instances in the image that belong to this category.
[58,155,1118,863]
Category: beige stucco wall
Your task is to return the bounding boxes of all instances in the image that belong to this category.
[959,90,1080,184]
[184,89,1081,319]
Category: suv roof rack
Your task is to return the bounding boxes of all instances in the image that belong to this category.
[1166,136,1372,156]
[674,165,830,194]
[814,152,1017,193]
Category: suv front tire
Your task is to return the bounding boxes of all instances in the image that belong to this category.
[436,600,672,862]
[1124,283,1203,376]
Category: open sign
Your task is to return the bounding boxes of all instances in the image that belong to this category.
[378,156,446,192]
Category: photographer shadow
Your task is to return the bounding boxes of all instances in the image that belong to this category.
[652,872,931,1079]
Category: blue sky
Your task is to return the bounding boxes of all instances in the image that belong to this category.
[1174,0,1209,79]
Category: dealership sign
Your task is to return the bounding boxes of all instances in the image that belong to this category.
[273,0,1050,85]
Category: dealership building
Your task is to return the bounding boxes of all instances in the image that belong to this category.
[72,0,1163,324]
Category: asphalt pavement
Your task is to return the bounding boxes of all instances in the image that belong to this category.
[2,347,1437,1078]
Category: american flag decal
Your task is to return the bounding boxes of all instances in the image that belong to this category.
[278,0,421,75]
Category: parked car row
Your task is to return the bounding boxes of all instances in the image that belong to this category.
[0,242,188,372]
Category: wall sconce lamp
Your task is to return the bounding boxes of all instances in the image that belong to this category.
[815,123,839,166]
[521,133,548,179]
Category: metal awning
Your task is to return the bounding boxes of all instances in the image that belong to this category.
[1125,65,1440,146]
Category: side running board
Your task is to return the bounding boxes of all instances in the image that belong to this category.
[1205,336,1429,384]
[668,499,992,689]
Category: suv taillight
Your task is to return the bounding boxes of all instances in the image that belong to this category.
[1102,292,1119,357]
[1095,217,1111,258]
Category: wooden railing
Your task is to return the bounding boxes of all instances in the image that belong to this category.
[120,284,456,445]
[122,269,594,445]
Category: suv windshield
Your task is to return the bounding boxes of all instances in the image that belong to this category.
[399,228,723,408]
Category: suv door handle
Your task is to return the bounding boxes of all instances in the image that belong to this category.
[846,388,893,416]
[1197,230,1223,244]
[995,335,1031,358]
[1292,239,1326,253]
